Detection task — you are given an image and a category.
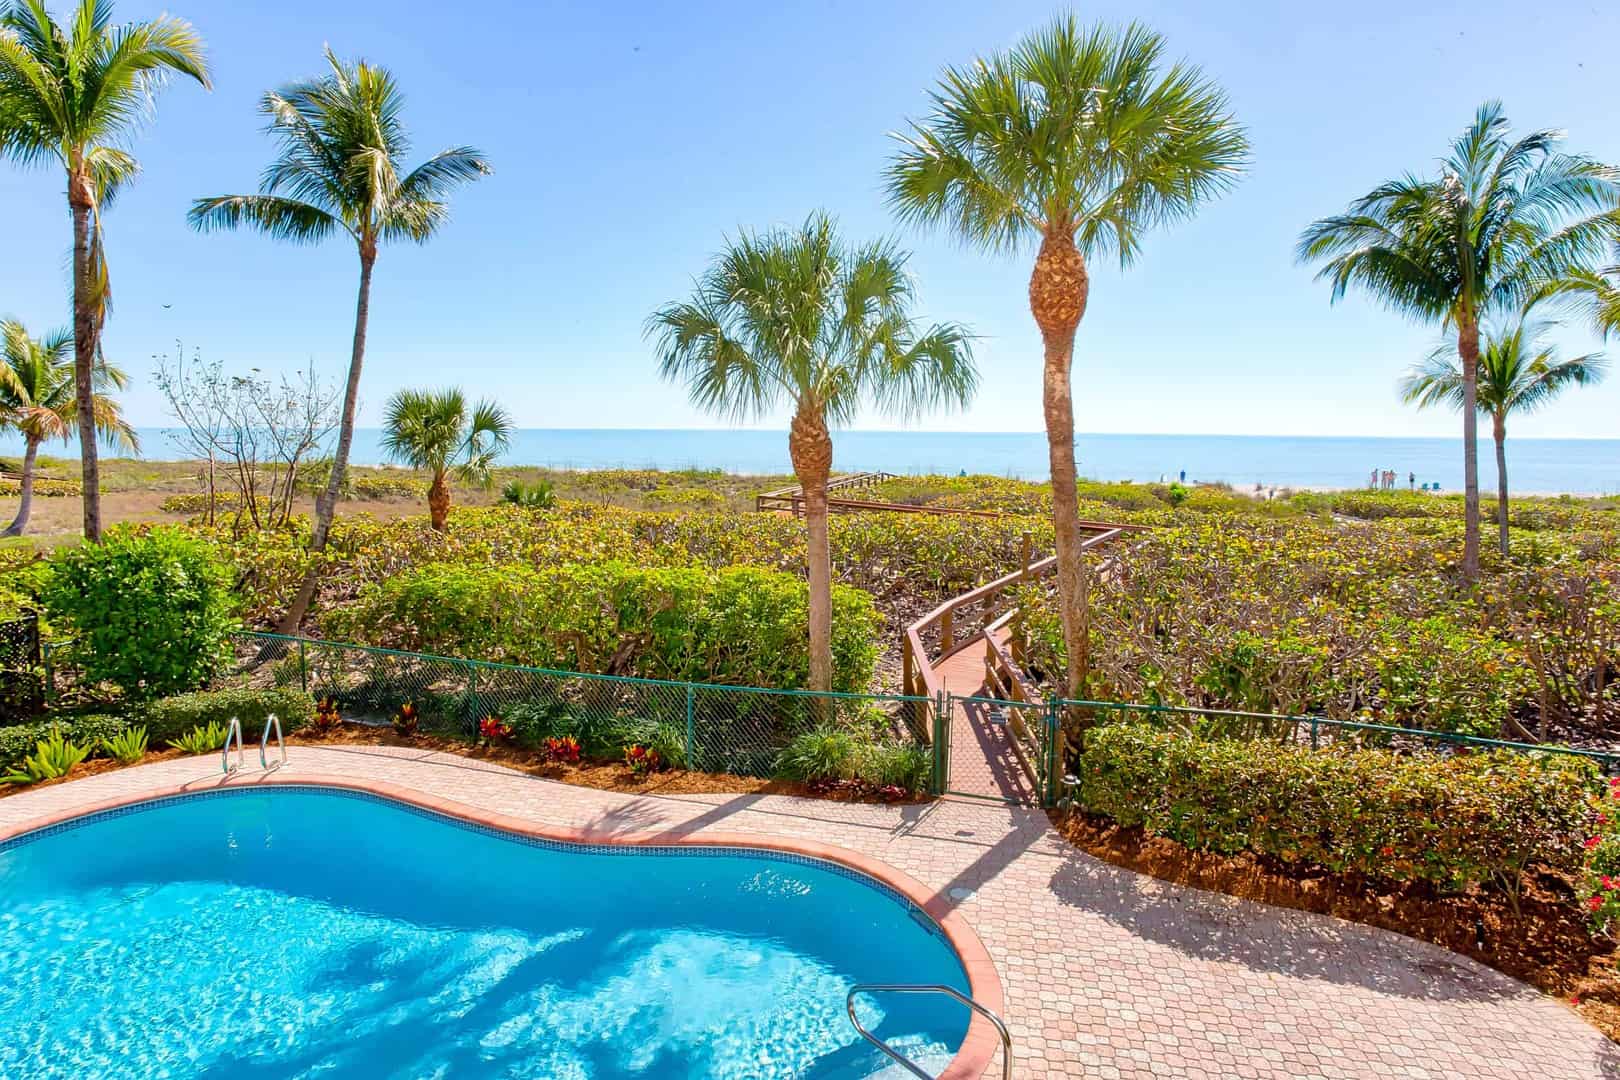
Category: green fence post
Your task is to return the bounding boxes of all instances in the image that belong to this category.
[41,639,53,706]
[467,663,480,732]
[932,690,949,795]
[1045,696,1061,808]
[298,637,308,693]
[1310,715,1319,751]
[685,683,696,771]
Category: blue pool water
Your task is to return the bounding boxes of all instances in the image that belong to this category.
[0,788,970,1079]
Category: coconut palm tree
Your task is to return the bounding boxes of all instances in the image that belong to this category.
[379,388,511,531]
[885,16,1249,698]
[0,318,137,536]
[189,48,490,624]
[0,0,208,541]
[1298,102,1619,578]
[1401,321,1606,557]
[647,212,976,693]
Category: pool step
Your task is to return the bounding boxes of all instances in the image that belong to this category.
[846,983,1011,1079]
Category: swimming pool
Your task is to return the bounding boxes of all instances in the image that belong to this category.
[0,787,972,1079]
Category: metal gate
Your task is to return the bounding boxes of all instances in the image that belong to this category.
[0,614,43,721]
[938,692,1059,807]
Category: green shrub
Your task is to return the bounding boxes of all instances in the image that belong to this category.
[352,475,428,500]
[0,714,127,771]
[143,688,315,747]
[2,726,91,784]
[101,726,150,764]
[172,721,230,754]
[501,480,557,509]
[776,727,860,781]
[332,561,881,692]
[1079,723,1595,894]
[857,742,932,793]
[41,527,239,700]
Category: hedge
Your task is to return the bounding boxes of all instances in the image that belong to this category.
[143,688,315,747]
[325,561,881,692]
[1078,723,1595,892]
[0,714,127,771]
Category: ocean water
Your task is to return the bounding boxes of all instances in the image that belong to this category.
[7,427,1620,494]
[0,788,968,1079]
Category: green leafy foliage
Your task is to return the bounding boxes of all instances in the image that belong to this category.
[100,726,150,764]
[0,714,127,772]
[775,727,861,781]
[40,527,239,700]
[143,688,315,747]
[1581,779,1620,930]
[329,561,880,692]
[2,726,91,784]
[500,480,556,509]
[1080,724,1595,894]
[172,721,230,754]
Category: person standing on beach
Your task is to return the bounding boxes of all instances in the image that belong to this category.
[1370,468,1379,489]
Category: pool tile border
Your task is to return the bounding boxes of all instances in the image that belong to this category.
[0,770,1005,1080]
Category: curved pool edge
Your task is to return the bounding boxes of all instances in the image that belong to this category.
[0,770,1006,1080]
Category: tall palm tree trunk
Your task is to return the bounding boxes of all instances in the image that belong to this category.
[1029,227,1092,699]
[1492,411,1510,558]
[789,404,834,694]
[427,470,451,532]
[68,170,102,543]
[277,247,375,632]
[3,437,40,537]
[1457,311,1482,578]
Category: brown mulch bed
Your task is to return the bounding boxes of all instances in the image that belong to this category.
[2,724,925,806]
[1053,808,1620,1042]
[290,723,928,803]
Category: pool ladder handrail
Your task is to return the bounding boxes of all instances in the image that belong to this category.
[260,712,285,771]
[846,983,1012,1080]
[221,716,244,775]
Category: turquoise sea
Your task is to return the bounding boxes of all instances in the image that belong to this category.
[7,428,1620,495]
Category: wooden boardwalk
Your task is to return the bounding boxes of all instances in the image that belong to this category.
[932,627,1040,805]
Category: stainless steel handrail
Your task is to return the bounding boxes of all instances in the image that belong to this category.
[260,712,285,771]
[846,983,1012,1080]
[221,717,244,775]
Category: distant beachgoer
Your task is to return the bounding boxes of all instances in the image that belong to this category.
[1179,469,1186,484]
[1408,471,1415,491]
[1369,468,1378,489]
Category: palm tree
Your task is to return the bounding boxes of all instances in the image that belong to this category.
[1298,102,1619,578]
[1550,248,1620,339]
[0,0,208,541]
[1401,321,1605,557]
[647,212,976,693]
[885,16,1249,698]
[379,388,511,531]
[189,48,490,625]
[0,318,137,536]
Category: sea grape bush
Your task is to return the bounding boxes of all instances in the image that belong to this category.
[328,561,881,692]
[1018,513,1618,738]
[1081,724,1595,894]
[41,527,240,700]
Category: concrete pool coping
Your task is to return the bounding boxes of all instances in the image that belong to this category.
[0,767,1005,1080]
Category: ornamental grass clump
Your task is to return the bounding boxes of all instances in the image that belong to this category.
[1080,724,1594,900]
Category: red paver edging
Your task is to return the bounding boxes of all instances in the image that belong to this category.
[0,770,1006,1080]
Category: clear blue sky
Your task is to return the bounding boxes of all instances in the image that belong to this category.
[3,0,1617,437]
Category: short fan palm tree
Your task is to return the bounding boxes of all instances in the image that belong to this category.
[0,318,137,536]
[0,0,208,541]
[1299,102,1619,578]
[885,16,1249,698]
[1401,321,1606,557]
[380,388,512,532]
[189,49,490,622]
[647,212,976,693]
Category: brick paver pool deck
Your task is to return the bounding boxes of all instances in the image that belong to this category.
[1,744,1612,1079]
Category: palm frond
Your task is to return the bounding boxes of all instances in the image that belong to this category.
[187,194,345,243]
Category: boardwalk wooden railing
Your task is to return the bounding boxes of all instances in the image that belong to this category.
[757,472,1010,518]
[901,523,1141,730]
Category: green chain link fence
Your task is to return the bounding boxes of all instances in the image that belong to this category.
[228,632,939,783]
[1054,698,1620,773]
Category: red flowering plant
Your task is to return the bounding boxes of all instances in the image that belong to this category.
[392,702,419,737]
[478,715,513,744]
[545,735,581,764]
[1581,777,1620,931]
[312,698,342,735]
[624,744,664,775]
